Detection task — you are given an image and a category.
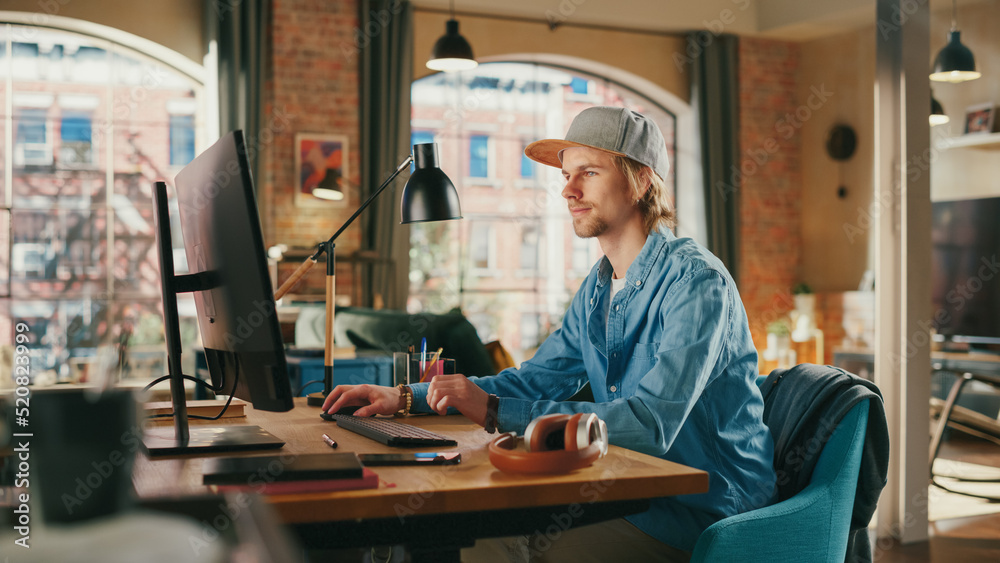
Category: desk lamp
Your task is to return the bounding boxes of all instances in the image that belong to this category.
[275,143,462,406]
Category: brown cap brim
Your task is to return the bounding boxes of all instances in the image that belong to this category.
[524,139,626,170]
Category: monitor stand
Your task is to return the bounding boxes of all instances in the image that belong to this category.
[144,425,284,457]
[143,181,285,457]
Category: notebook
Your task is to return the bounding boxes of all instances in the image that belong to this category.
[203,453,364,485]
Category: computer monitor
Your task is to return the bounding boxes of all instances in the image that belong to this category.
[143,131,294,456]
[931,195,1000,348]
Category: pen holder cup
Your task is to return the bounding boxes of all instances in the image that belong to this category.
[417,357,455,384]
[393,353,456,386]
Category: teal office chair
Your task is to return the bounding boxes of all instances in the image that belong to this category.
[691,374,873,562]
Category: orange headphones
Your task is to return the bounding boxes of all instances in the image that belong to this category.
[488,413,609,474]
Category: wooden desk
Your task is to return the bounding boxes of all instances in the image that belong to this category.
[134,398,709,559]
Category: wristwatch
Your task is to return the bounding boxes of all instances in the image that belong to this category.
[484,394,499,433]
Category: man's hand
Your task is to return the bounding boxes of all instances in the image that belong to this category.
[426,374,489,426]
[322,384,400,417]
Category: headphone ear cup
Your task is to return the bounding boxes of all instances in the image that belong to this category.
[565,412,607,452]
[596,418,609,457]
[525,414,571,452]
[563,413,588,451]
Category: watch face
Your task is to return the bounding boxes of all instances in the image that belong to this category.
[826,125,857,161]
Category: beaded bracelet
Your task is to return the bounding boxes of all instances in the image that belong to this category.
[397,384,412,416]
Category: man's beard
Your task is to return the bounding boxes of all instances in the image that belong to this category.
[572,213,609,238]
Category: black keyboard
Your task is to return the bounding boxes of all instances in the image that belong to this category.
[323,414,457,447]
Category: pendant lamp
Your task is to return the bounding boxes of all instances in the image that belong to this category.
[930,93,949,126]
[427,0,477,72]
[930,0,981,83]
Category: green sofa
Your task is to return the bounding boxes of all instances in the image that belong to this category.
[296,306,497,378]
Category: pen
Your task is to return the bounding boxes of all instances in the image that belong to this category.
[420,337,427,376]
[322,433,338,449]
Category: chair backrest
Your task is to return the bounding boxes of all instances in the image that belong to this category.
[757,371,868,502]
[811,399,868,491]
[691,378,870,562]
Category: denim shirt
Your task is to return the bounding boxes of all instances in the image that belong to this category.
[410,228,776,550]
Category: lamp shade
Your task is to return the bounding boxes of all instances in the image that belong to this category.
[930,95,950,126]
[930,31,981,83]
[401,143,462,224]
[427,19,477,72]
[311,167,346,201]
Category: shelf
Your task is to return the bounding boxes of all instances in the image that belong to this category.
[939,132,1000,151]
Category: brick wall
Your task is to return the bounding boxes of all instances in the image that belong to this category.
[262,0,362,300]
[737,38,803,352]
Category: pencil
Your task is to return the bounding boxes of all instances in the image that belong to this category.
[419,348,444,382]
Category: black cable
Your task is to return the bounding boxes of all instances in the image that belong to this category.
[296,379,324,396]
[143,373,224,393]
[145,361,240,421]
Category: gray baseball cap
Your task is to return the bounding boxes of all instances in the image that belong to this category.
[524,106,670,181]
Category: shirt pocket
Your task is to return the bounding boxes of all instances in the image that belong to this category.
[630,342,659,375]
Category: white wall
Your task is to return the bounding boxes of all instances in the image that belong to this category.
[0,0,205,64]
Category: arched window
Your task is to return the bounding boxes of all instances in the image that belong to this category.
[410,61,692,361]
[0,18,208,382]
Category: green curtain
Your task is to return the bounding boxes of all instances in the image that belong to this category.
[212,0,269,190]
[691,32,741,284]
[359,0,414,309]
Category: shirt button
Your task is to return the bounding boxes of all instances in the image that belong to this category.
[635,280,642,286]
[610,385,617,393]
[590,298,594,304]
[615,305,620,311]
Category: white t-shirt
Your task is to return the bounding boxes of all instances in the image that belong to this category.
[606,276,628,324]
[610,276,627,301]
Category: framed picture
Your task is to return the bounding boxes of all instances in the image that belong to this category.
[295,133,349,207]
[963,103,995,135]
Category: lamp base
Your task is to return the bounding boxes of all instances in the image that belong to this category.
[306,391,328,407]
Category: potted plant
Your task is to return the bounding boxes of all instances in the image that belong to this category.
[790,283,816,343]
[764,319,792,367]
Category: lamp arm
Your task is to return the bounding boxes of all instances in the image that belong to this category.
[273,154,413,301]
[274,256,317,300]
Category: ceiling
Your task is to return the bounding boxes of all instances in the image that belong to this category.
[414,0,992,41]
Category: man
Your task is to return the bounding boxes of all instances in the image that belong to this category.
[324,106,776,561]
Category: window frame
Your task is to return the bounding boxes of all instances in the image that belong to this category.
[469,221,498,277]
[58,110,97,169]
[13,106,53,167]
[0,17,211,384]
[466,133,496,184]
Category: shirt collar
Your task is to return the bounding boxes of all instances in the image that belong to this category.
[595,227,675,288]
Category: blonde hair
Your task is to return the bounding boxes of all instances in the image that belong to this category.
[612,155,676,233]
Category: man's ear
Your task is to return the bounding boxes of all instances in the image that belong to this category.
[637,166,654,200]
